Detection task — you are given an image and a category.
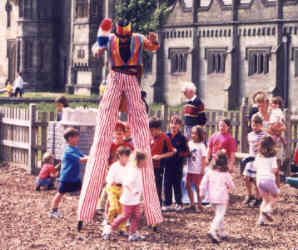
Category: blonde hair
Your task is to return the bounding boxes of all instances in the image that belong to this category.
[42,152,54,164]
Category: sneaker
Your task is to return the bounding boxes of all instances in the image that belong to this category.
[252,199,262,208]
[128,233,145,242]
[257,216,265,226]
[102,225,112,240]
[49,210,63,219]
[175,204,183,212]
[218,231,228,240]
[207,231,220,244]
[243,196,254,205]
[119,231,128,237]
[162,206,171,212]
[262,211,274,222]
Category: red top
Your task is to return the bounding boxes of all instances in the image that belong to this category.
[294,148,298,165]
[109,141,134,165]
[39,164,57,179]
[150,133,175,168]
[208,132,237,160]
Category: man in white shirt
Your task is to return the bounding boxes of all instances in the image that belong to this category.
[13,72,27,97]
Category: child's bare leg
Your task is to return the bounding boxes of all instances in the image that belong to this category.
[186,182,194,206]
[270,194,280,210]
[194,184,203,210]
[252,179,260,199]
[52,193,64,210]
[276,160,281,188]
[244,176,252,197]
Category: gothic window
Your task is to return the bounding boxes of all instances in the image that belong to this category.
[206,49,227,74]
[92,0,100,17]
[24,41,33,69]
[247,49,270,76]
[77,49,85,59]
[19,0,32,18]
[6,1,12,28]
[39,42,45,70]
[293,48,298,77]
[76,0,88,18]
[169,48,188,74]
[144,52,153,74]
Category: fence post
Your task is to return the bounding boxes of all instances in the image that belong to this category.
[284,108,292,177]
[28,104,36,174]
[240,97,249,153]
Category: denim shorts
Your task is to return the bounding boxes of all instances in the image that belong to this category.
[58,180,82,194]
[37,178,55,187]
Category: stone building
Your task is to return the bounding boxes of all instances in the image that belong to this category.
[1,0,298,112]
[0,0,112,94]
[156,0,298,112]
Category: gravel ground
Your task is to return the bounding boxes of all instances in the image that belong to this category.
[0,164,297,250]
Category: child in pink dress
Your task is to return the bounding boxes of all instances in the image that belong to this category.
[200,150,235,244]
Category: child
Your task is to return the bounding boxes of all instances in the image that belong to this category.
[104,146,132,237]
[55,95,69,121]
[163,116,189,211]
[255,136,280,226]
[242,114,266,207]
[97,122,133,214]
[185,125,206,211]
[49,128,88,218]
[103,150,147,241]
[36,152,59,191]
[200,150,235,244]
[207,118,237,173]
[149,117,176,205]
[6,81,13,97]
[183,81,207,139]
[268,96,286,188]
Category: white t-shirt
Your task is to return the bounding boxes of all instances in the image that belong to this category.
[120,166,143,206]
[14,76,25,89]
[269,108,284,124]
[106,161,126,185]
[186,141,207,174]
[255,155,278,184]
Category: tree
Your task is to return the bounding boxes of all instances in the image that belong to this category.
[114,0,171,34]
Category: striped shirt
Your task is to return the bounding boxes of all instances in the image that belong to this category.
[184,95,207,126]
[248,130,266,157]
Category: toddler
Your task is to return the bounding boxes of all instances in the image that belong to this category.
[36,152,59,191]
[255,136,280,226]
[200,150,235,244]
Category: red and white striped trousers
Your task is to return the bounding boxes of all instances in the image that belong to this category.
[78,71,163,225]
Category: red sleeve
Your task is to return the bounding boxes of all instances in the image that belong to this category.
[49,165,57,175]
[294,148,298,165]
[165,135,175,153]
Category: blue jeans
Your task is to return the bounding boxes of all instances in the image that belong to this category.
[37,178,55,187]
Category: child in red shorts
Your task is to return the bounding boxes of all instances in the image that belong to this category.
[186,126,207,211]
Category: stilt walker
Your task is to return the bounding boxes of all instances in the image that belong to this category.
[77,18,163,230]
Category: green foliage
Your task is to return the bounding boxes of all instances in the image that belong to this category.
[114,0,172,34]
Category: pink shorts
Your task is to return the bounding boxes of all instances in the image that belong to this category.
[186,173,203,185]
[258,179,280,196]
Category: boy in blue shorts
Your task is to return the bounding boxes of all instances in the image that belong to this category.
[49,127,88,218]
